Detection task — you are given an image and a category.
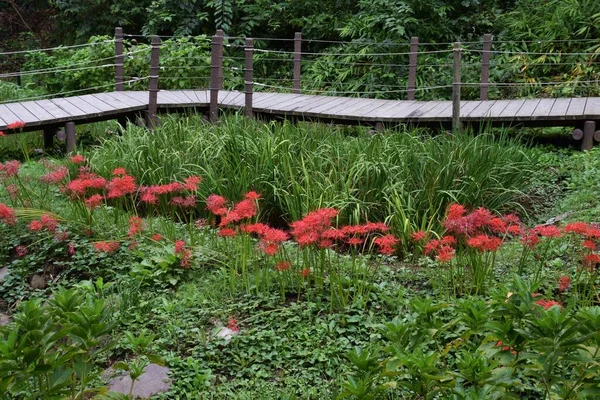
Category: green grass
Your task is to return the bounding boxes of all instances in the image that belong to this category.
[88,114,536,239]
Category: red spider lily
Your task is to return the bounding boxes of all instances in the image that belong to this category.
[521,230,540,248]
[535,299,561,310]
[228,317,240,332]
[140,191,158,204]
[290,208,338,247]
[70,154,86,164]
[170,196,197,208]
[301,268,311,278]
[183,176,202,192]
[437,246,455,263]
[206,194,228,215]
[244,191,261,200]
[275,261,291,272]
[106,175,137,199]
[0,204,16,225]
[411,230,427,241]
[220,198,256,226]
[260,241,279,256]
[341,222,389,237]
[318,238,334,248]
[218,227,237,237]
[321,228,346,241]
[506,225,523,236]
[583,240,596,250]
[40,166,69,184]
[424,236,456,256]
[0,131,5,137]
[66,175,107,197]
[68,241,76,255]
[128,216,144,237]
[558,276,571,293]
[15,245,28,257]
[174,240,192,268]
[0,160,21,179]
[487,217,507,234]
[7,121,25,130]
[467,234,502,252]
[151,233,164,241]
[29,214,59,233]
[534,225,561,238]
[85,194,104,209]
[347,237,363,247]
[494,341,517,355]
[584,253,600,269]
[6,184,18,200]
[112,167,127,176]
[93,241,120,253]
[373,234,399,255]
[447,203,466,220]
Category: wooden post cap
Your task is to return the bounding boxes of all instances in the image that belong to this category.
[572,129,584,140]
[594,130,600,142]
[56,130,66,141]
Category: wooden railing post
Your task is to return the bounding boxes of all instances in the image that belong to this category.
[147,36,160,129]
[407,37,419,100]
[293,32,302,94]
[452,42,462,134]
[480,34,493,101]
[115,27,124,91]
[65,122,76,153]
[210,31,224,123]
[245,38,254,119]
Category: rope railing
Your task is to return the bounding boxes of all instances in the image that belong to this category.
[0,40,116,56]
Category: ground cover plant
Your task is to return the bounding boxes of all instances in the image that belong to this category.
[0,117,599,398]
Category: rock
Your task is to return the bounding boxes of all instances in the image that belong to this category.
[107,363,171,398]
[0,313,11,327]
[0,267,8,282]
[30,274,47,290]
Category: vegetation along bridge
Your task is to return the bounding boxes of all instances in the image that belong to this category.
[1,29,599,150]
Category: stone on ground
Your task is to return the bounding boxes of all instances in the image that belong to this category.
[0,266,8,282]
[0,313,10,327]
[107,363,171,398]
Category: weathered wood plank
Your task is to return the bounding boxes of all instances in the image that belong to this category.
[466,101,496,118]
[413,101,451,119]
[476,100,511,119]
[19,100,56,122]
[514,99,541,118]
[498,99,526,118]
[0,105,20,126]
[530,98,556,118]
[62,97,104,116]
[77,94,118,113]
[100,92,147,107]
[4,103,39,123]
[548,98,571,117]
[390,101,431,119]
[218,91,245,107]
[565,98,587,118]
[157,91,187,105]
[33,100,72,120]
[583,97,600,119]
[369,101,415,118]
[347,98,402,118]
[50,98,88,117]
[328,98,389,117]
[246,93,290,108]
[262,94,318,112]
[289,95,342,114]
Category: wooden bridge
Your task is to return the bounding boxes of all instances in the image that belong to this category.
[1,28,599,150]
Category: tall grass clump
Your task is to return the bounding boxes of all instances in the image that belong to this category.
[88,114,536,242]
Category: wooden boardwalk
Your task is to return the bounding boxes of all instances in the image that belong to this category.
[1,90,600,133]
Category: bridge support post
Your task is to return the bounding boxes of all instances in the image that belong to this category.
[147,36,161,129]
[210,30,224,123]
[573,121,598,151]
[452,42,462,134]
[115,27,124,91]
[245,38,254,119]
[293,32,302,94]
[65,122,76,153]
[407,37,419,100]
[43,127,54,150]
[480,34,493,101]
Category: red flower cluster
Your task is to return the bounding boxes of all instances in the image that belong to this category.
[7,121,25,130]
[85,194,104,209]
[70,154,86,164]
[151,233,164,241]
[93,241,120,253]
[15,245,28,257]
[243,223,289,256]
[424,236,457,263]
[112,167,127,176]
[535,299,561,310]
[128,216,144,237]
[66,173,106,198]
[40,166,69,184]
[533,225,561,238]
[411,230,427,242]
[174,240,192,268]
[170,196,196,208]
[139,177,200,205]
[220,198,257,226]
[206,194,228,215]
[29,214,59,233]
[444,204,521,237]
[467,234,503,252]
[290,208,338,247]
[0,203,16,225]
[373,234,400,255]
[183,176,202,192]
[275,261,291,272]
[106,175,137,199]
[228,317,240,332]
[6,184,18,200]
[558,276,571,293]
[0,160,20,179]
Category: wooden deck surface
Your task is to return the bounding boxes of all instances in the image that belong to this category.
[1,90,599,132]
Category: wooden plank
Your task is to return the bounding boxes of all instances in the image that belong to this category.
[583,97,600,119]
[33,100,72,120]
[77,94,118,113]
[305,96,360,115]
[389,101,431,119]
[477,100,511,119]
[548,98,571,117]
[18,100,56,122]
[411,101,450,119]
[250,92,290,108]
[347,98,402,118]
[62,97,104,116]
[459,101,485,118]
[261,94,316,112]
[428,102,453,120]
[174,90,201,105]
[50,98,88,117]
[100,92,147,107]
[0,104,24,126]
[466,100,496,118]
[530,98,556,118]
[119,91,151,104]
[4,102,39,123]
[326,97,390,117]
[184,90,209,104]
[369,100,416,118]
[218,91,244,107]
[157,91,186,105]
[263,94,332,114]
[288,95,342,114]
[565,98,587,118]
[498,99,526,118]
[514,99,541,118]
